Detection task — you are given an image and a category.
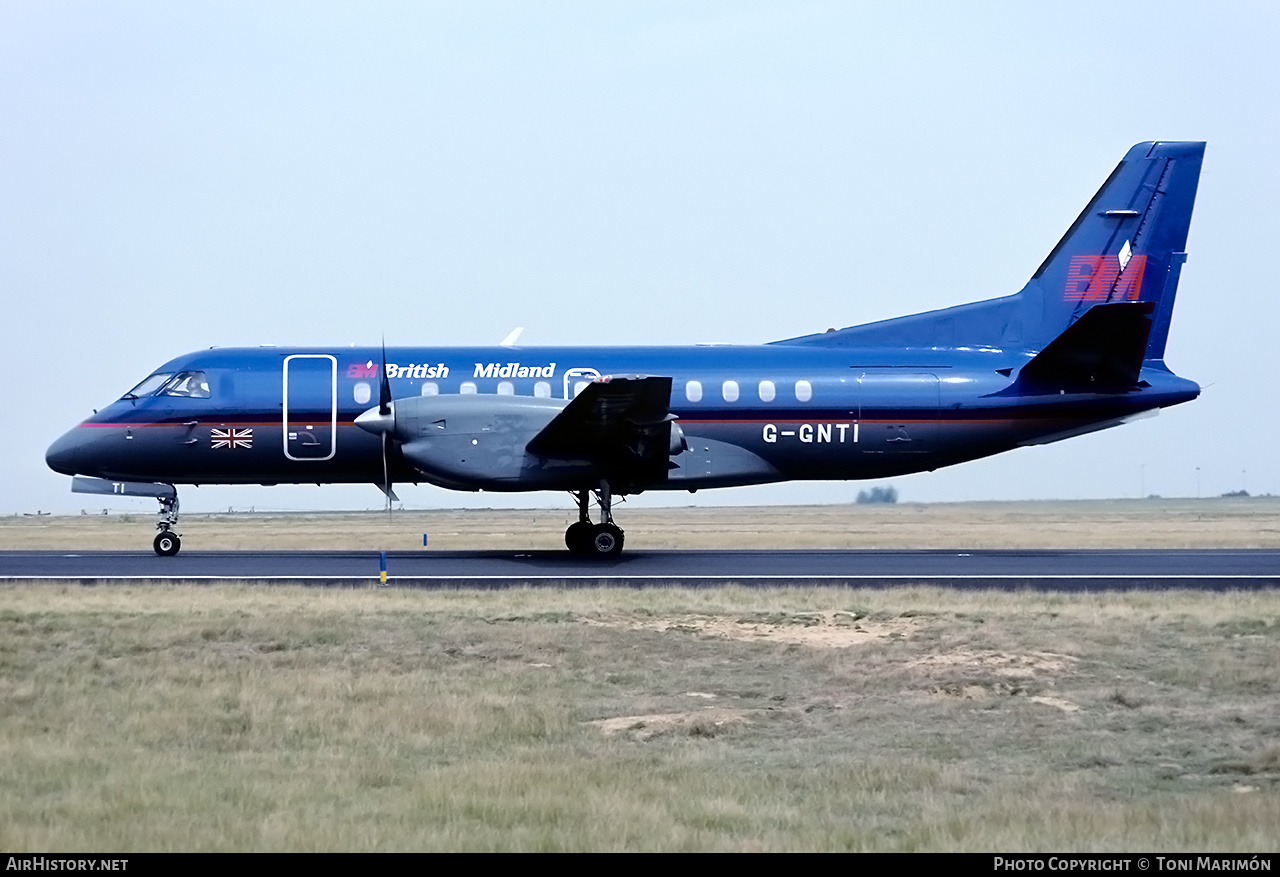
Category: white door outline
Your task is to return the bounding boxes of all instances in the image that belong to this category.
[562,367,601,399]
[283,354,338,461]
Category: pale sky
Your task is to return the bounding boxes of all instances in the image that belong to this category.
[4,1,1276,514]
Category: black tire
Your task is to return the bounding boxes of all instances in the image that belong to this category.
[153,532,181,557]
[565,521,593,554]
[589,523,624,557]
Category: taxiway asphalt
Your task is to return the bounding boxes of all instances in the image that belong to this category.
[2,548,1278,589]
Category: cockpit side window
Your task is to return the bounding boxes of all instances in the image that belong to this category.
[159,371,211,399]
[122,373,174,399]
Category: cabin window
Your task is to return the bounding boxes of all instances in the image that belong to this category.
[534,381,551,398]
[758,380,776,402]
[421,382,439,396]
[795,380,813,402]
[722,380,739,402]
[460,382,477,395]
[123,373,174,399]
[353,382,371,405]
[158,371,211,399]
[497,381,514,396]
[685,380,702,403]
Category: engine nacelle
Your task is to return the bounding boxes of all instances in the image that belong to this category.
[376,394,574,490]
[358,389,689,492]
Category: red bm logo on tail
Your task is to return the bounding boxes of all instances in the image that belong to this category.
[1064,254,1147,302]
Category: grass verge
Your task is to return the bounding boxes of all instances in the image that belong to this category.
[1,583,1277,851]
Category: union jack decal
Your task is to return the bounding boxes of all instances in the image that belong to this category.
[211,427,253,449]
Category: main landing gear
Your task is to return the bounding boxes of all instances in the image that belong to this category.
[565,482,624,558]
[153,493,181,556]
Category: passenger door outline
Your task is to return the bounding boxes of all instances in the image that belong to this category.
[283,354,338,461]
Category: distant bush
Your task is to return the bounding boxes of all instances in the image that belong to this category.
[1221,490,1250,498]
[856,486,898,504]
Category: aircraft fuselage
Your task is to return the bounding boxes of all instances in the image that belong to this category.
[47,343,1199,492]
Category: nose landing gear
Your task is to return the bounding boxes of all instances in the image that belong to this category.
[565,482,624,557]
[153,493,181,556]
[66,477,183,556]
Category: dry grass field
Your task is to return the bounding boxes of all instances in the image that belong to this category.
[5,497,1280,551]
[0,584,1276,852]
[2,500,1277,851]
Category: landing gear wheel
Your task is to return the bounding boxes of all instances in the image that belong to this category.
[565,484,626,558]
[153,491,181,556]
[565,521,594,555]
[589,523,624,558]
[153,531,181,557]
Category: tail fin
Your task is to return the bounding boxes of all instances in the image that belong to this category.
[1027,141,1203,360]
[773,141,1205,358]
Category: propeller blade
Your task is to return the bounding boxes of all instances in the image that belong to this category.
[382,339,390,511]
[377,335,397,519]
[382,431,392,519]
[378,337,392,416]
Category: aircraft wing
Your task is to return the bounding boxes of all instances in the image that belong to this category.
[526,376,675,486]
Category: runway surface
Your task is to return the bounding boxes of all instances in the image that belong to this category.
[2,548,1279,589]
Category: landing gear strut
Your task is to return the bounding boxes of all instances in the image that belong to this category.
[565,481,624,557]
[153,493,181,556]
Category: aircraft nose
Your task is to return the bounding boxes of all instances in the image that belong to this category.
[46,427,84,475]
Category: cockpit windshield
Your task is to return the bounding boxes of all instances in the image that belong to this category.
[122,373,174,399]
[160,371,211,398]
[121,371,210,400]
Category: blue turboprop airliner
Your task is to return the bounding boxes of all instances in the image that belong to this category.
[47,141,1205,557]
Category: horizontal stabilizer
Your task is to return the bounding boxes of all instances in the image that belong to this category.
[1016,302,1154,393]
